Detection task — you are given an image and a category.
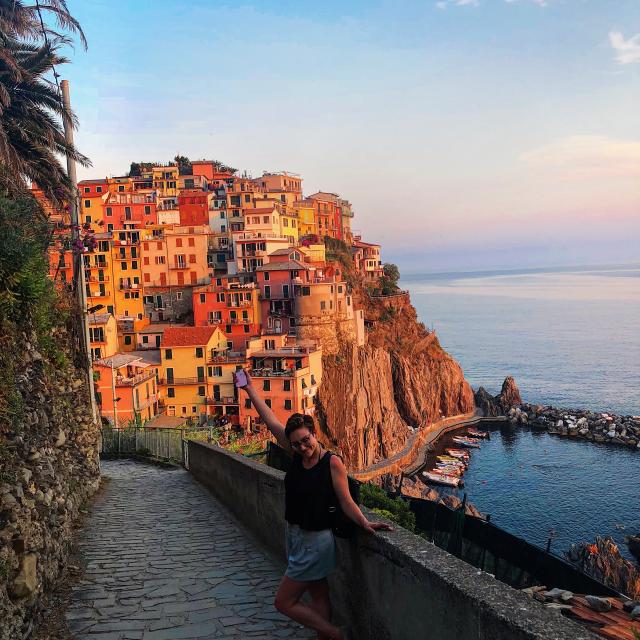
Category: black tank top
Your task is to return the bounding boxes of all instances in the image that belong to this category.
[284,451,336,531]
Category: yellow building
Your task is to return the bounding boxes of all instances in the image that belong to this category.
[88,313,118,360]
[111,228,145,321]
[83,233,116,315]
[294,201,317,237]
[159,326,234,419]
[152,165,179,196]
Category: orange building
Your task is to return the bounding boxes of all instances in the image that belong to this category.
[102,192,157,232]
[240,335,322,430]
[94,352,160,426]
[192,277,261,351]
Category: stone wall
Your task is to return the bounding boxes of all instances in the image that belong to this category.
[186,440,596,640]
[0,327,100,640]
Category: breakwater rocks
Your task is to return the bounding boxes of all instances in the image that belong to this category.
[510,404,640,450]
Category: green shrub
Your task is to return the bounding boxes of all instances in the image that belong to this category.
[361,483,416,532]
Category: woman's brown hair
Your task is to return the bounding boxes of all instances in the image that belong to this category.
[284,413,315,439]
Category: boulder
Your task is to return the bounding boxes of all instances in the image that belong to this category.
[585,595,612,612]
[474,387,502,417]
[11,553,38,598]
[627,535,640,563]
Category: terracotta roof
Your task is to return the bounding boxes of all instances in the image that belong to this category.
[353,239,380,249]
[268,248,300,256]
[256,260,309,272]
[563,596,639,640]
[162,326,217,347]
[138,323,187,334]
[94,353,141,368]
[144,415,190,429]
[129,350,161,365]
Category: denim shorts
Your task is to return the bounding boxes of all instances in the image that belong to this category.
[284,522,336,582]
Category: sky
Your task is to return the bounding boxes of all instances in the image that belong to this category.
[62,0,640,272]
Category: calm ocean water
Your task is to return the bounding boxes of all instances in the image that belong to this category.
[404,265,640,559]
[402,265,640,415]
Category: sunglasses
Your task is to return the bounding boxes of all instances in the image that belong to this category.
[290,435,314,450]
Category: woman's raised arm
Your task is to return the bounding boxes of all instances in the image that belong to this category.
[235,370,291,452]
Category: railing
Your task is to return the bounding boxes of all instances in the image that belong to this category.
[159,377,206,386]
[115,370,157,386]
[249,368,304,378]
[208,351,245,364]
[169,263,189,270]
[85,275,110,283]
[229,317,251,324]
[204,396,237,405]
[101,426,188,465]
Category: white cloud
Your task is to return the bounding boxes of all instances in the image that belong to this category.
[609,31,640,65]
[436,0,547,8]
[521,135,640,179]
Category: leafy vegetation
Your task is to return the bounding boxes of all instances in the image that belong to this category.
[0,0,89,205]
[360,483,416,532]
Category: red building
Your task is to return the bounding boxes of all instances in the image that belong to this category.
[102,193,158,231]
[178,190,210,226]
[192,277,261,351]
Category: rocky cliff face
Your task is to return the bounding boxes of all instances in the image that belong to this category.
[0,324,100,639]
[315,290,474,470]
[474,376,523,417]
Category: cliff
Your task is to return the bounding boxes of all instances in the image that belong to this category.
[316,288,474,470]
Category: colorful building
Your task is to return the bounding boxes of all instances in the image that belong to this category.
[240,335,322,430]
[192,277,261,351]
[88,313,118,360]
[94,352,161,425]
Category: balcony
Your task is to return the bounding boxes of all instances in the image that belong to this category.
[249,368,303,378]
[208,350,245,364]
[85,275,110,283]
[136,393,158,411]
[204,396,238,406]
[169,263,189,270]
[119,283,140,290]
[115,370,157,386]
[159,377,207,386]
[242,250,266,257]
[88,289,111,299]
[229,317,251,324]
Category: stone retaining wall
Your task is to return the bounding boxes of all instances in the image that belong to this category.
[187,439,596,640]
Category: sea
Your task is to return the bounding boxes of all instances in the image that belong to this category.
[402,265,640,560]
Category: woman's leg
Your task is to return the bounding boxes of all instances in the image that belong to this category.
[307,578,332,640]
[274,576,342,640]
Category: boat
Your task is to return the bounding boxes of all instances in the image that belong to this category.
[452,436,481,449]
[445,448,470,458]
[433,466,464,477]
[422,471,462,487]
[437,455,467,466]
[436,460,466,471]
[468,428,490,439]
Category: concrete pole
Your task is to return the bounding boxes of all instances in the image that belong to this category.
[61,79,98,424]
[111,360,119,430]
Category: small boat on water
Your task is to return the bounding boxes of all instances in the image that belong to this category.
[422,471,462,487]
[445,448,470,460]
[434,464,464,476]
[452,436,481,448]
[438,454,467,464]
[436,458,466,470]
[468,428,490,439]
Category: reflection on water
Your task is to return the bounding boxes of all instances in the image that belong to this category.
[424,425,640,561]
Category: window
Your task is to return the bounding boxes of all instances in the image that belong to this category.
[85,215,92,224]
[263,380,270,391]
[97,186,102,193]
[198,386,205,397]
[192,406,197,413]
[226,324,231,333]
[263,216,269,224]
[243,325,250,333]
[265,399,272,408]
[264,285,271,299]
[132,261,138,270]
[311,374,316,385]
[84,200,90,208]
[209,366,222,377]
[284,399,292,411]
[244,194,251,203]
[142,336,149,344]
[195,347,203,358]
[176,238,182,247]
[84,187,90,194]
[124,335,132,345]
[265,339,275,350]
[188,237,195,247]
[283,379,291,391]
[165,349,173,360]
[197,366,205,382]
[167,388,175,398]
[176,291,183,300]
[144,205,151,215]
[199,293,206,303]
[302,286,310,296]
[264,272,270,281]
[282,285,289,298]
[118,185,125,192]
[320,301,326,310]
[245,398,252,409]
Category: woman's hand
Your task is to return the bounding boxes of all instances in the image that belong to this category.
[362,520,394,534]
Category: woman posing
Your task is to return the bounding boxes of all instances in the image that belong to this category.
[235,370,392,640]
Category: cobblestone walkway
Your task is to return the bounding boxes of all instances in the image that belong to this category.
[67,460,314,639]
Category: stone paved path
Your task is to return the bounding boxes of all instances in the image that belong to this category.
[67,459,315,639]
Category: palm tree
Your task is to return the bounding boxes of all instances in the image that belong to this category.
[0,0,88,204]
